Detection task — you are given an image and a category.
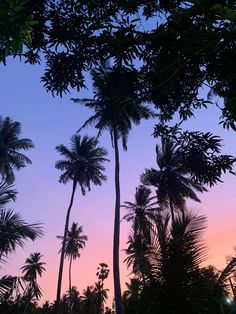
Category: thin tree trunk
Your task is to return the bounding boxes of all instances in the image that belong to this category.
[168,196,175,222]
[56,179,77,314]
[69,255,72,294]
[113,127,124,314]
[68,255,73,314]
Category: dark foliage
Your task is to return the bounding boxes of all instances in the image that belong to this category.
[124,209,236,314]
[55,134,108,195]
[0,116,34,183]
[3,1,235,131]
[0,209,43,260]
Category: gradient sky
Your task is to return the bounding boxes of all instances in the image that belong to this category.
[1,58,236,306]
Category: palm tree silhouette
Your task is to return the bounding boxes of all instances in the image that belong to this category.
[0,116,34,183]
[0,210,43,262]
[0,180,17,209]
[0,183,43,299]
[72,64,155,314]
[21,252,46,300]
[124,210,208,314]
[57,222,88,294]
[141,139,207,221]
[154,211,207,314]
[123,187,157,283]
[122,185,157,243]
[55,134,108,307]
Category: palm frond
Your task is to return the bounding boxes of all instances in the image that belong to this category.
[217,257,236,286]
[0,209,43,260]
[0,181,17,208]
[0,275,16,298]
[0,116,34,182]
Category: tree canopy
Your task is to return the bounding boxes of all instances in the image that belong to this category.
[5,0,235,132]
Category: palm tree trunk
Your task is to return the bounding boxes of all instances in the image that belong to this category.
[113,127,124,314]
[168,196,175,222]
[69,255,72,293]
[68,255,73,314]
[56,179,77,314]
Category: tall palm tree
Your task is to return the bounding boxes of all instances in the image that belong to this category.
[0,210,43,262]
[0,116,34,183]
[72,64,155,314]
[141,138,207,221]
[57,222,88,294]
[55,134,108,308]
[21,252,46,300]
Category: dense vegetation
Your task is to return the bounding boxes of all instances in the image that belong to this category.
[1,1,236,313]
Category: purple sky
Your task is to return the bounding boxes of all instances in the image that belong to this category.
[1,58,236,305]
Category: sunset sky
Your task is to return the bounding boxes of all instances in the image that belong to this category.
[1,58,236,306]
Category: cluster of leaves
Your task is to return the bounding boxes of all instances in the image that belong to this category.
[124,208,236,314]
[0,268,112,314]
[122,135,236,313]
[7,0,235,130]
[0,0,45,64]
[153,127,236,187]
[0,115,44,304]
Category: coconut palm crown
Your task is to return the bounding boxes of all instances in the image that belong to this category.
[141,139,207,221]
[58,223,87,260]
[72,65,155,149]
[21,252,46,282]
[21,252,46,300]
[0,116,34,183]
[122,185,157,243]
[55,134,108,195]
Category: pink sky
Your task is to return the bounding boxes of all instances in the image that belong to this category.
[1,59,236,306]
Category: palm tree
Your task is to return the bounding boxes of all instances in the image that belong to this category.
[141,138,207,222]
[72,64,155,314]
[21,252,46,300]
[0,209,43,262]
[57,222,88,294]
[122,186,157,284]
[122,185,157,243]
[0,116,34,183]
[55,134,108,307]
[0,192,43,300]
[0,180,17,209]
[124,231,152,286]
[124,210,208,314]
[21,252,46,282]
